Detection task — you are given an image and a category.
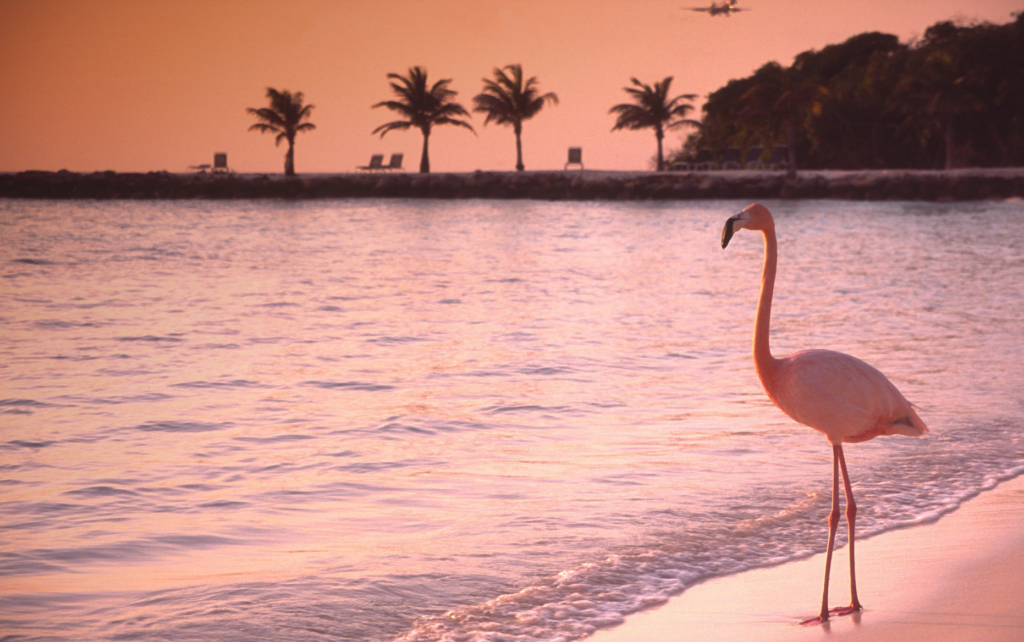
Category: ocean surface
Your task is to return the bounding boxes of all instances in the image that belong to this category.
[2,197,1023,641]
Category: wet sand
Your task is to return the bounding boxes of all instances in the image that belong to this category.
[589,474,1024,642]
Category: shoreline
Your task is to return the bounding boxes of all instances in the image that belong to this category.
[588,474,1024,642]
[2,168,1024,201]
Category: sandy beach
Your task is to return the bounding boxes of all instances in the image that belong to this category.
[590,474,1024,642]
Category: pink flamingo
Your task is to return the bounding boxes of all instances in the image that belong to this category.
[721,203,928,625]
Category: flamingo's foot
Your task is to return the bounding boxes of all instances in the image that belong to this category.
[829,603,863,617]
[800,613,829,626]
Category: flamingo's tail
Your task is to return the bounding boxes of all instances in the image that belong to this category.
[886,405,929,438]
[844,406,928,444]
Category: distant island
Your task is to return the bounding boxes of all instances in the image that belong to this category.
[3,13,1022,191]
[221,12,1024,178]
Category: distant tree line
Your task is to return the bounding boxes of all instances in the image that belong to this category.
[245,13,1023,175]
[249,65,695,175]
[676,13,1024,170]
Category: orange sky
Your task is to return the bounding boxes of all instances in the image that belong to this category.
[1,0,1020,174]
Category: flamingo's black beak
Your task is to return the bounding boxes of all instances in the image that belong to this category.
[721,214,741,249]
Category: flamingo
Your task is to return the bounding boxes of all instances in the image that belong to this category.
[721,203,928,625]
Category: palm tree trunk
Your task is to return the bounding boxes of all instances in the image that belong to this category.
[655,127,665,172]
[514,124,524,172]
[285,140,295,177]
[420,129,431,174]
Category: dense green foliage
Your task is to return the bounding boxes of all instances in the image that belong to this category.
[676,13,1024,170]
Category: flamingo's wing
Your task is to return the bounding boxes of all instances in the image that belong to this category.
[769,349,928,444]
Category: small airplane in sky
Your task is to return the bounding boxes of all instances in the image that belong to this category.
[689,1,748,16]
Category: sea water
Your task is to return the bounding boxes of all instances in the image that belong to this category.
[2,197,1022,641]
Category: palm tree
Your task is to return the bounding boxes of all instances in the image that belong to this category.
[373,66,474,173]
[246,88,315,177]
[473,64,558,171]
[610,77,700,171]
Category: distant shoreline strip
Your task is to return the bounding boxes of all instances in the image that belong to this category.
[3,169,1023,201]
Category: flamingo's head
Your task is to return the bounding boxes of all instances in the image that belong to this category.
[721,203,773,249]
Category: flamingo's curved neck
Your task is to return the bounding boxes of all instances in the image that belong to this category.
[754,224,779,385]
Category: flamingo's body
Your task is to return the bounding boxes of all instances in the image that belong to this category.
[721,203,927,624]
[766,349,927,445]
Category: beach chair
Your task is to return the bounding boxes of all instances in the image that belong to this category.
[359,154,385,171]
[721,147,742,170]
[212,152,230,173]
[694,148,718,171]
[565,147,583,170]
[383,153,404,171]
[744,146,765,169]
[768,146,790,170]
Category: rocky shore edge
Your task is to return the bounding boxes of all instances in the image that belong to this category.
[3,168,1024,201]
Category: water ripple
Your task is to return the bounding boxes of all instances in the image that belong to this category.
[135,421,232,433]
[304,380,396,392]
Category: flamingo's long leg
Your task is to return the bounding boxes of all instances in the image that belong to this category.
[832,445,863,615]
[802,445,842,625]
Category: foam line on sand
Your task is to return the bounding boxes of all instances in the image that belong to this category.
[589,474,1024,642]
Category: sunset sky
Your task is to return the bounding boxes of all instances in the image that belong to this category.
[1,0,1020,174]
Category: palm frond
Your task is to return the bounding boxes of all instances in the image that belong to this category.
[372,100,417,117]
[610,76,698,131]
[373,66,473,135]
[436,102,471,118]
[610,103,657,130]
[247,87,315,140]
[247,107,287,129]
[472,63,557,128]
[474,93,515,126]
[372,120,413,137]
[434,117,476,133]
[248,122,282,135]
